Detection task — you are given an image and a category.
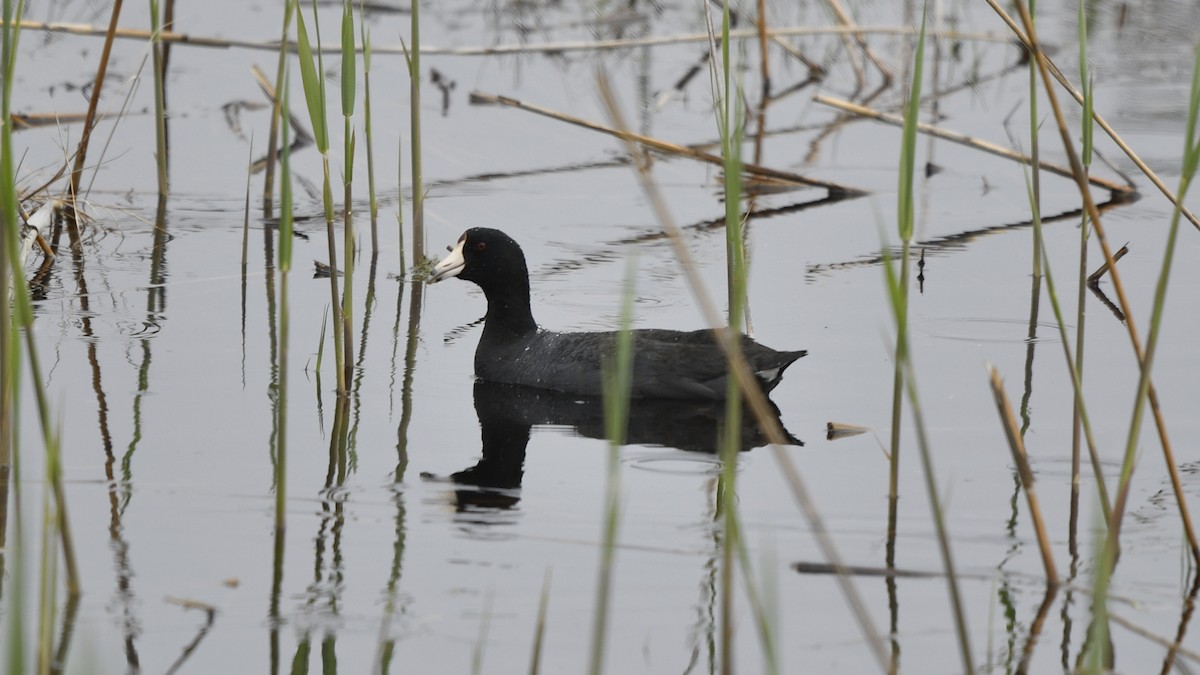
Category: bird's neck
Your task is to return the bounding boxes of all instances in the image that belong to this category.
[482,280,537,340]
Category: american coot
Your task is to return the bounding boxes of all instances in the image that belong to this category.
[430,227,807,400]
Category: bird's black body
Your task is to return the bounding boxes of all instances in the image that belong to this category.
[431,227,806,400]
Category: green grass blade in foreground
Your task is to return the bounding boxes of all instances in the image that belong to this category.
[1083,515,1112,673]
[887,5,927,548]
[293,1,327,155]
[886,6,974,672]
[1,1,26,669]
[1112,37,1200,559]
[589,254,635,675]
[718,5,743,671]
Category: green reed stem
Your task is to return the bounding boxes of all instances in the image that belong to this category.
[0,1,24,669]
[294,0,346,395]
[408,0,424,268]
[360,5,378,253]
[340,0,356,393]
[1113,37,1200,560]
[1070,0,1091,555]
[1083,515,1111,673]
[883,250,974,674]
[589,255,635,675]
[889,8,973,672]
[263,0,294,216]
[716,5,746,674]
[276,71,294,534]
[1025,194,1111,523]
[149,0,168,197]
[887,3,926,549]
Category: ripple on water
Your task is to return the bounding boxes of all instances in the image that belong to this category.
[624,450,728,475]
[916,316,1067,345]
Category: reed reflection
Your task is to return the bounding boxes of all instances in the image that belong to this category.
[433,380,802,514]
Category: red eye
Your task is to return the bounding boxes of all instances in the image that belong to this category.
[474,241,488,252]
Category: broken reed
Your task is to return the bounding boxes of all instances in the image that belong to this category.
[588,255,635,675]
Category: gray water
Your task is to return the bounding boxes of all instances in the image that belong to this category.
[6,0,1200,673]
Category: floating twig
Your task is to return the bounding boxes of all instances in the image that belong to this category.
[471,90,867,197]
[814,94,1136,197]
[5,18,1016,55]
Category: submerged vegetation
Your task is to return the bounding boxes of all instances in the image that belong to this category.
[2,0,1200,673]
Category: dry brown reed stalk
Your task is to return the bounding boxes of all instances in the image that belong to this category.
[470,90,866,197]
[983,0,1200,233]
[814,95,1136,197]
[1086,244,1128,285]
[63,0,123,252]
[1006,0,1200,564]
[822,0,894,90]
[987,365,1058,584]
[754,0,770,99]
[596,73,891,675]
[5,18,1016,55]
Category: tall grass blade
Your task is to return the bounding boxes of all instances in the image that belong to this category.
[293,0,346,395]
[360,5,379,252]
[294,3,327,155]
[888,6,974,672]
[886,5,927,553]
[277,71,294,537]
[588,254,635,675]
[408,0,424,267]
[340,0,357,393]
[1070,0,1092,558]
[1113,37,1200,562]
[1,3,25,669]
[262,0,294,216]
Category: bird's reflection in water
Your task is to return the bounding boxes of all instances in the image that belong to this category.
[424,381,803,517]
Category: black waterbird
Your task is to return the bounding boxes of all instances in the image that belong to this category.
[430,227,806,400]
